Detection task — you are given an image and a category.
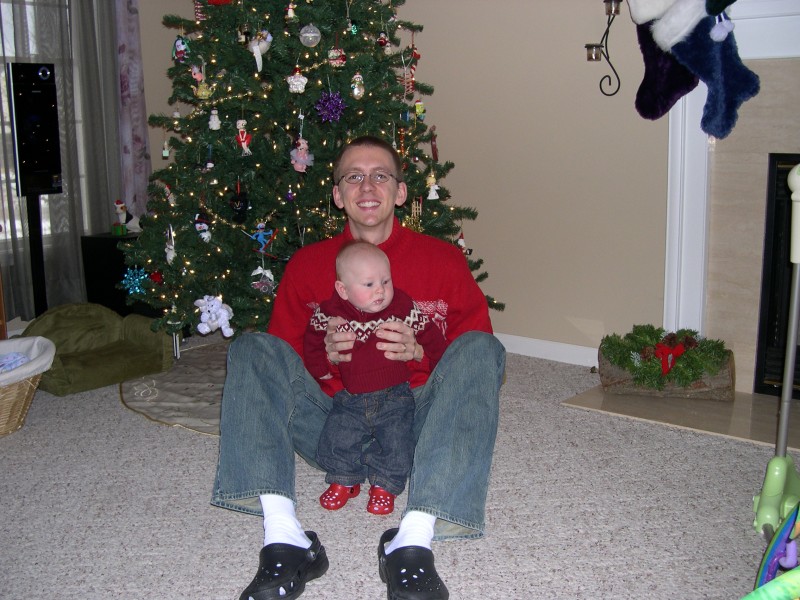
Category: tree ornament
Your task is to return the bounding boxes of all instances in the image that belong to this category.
[235,119,253,156]
[195,212,211,242]
[457,231,473,256]
[290,136,314,172]
[415,99,426,121]
[377,31,388,47]
[350,71,365,100]
[208,109,221,130]
[251,266,276,295]
[249,30,273,72]
[430,125,439,162]
[193,1,207,21]
[165,225,176,264]
[300,23,321,47]
[323,213,344,238]
[172,35,190,62]
[247,223,276,254]
[201,144,214,172]
[122,266,148,295]
[403,197,423,232]
[287,66,309,93]
[327,47,347,68]
[149,271,164,285]
[426,173,439,200]
[315,91,346,122]
[285,2,298,22]
[161,140,170,159]
[397,41,420,96]
[285,187,295,202]
[237,23,252,44]
[229,180,250,223]
[191,61,213,99]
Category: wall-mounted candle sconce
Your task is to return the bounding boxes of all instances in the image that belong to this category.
[585,0,622,96]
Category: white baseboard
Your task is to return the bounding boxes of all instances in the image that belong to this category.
[494,333,598,367]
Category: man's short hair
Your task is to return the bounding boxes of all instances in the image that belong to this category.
[333,135,404,183]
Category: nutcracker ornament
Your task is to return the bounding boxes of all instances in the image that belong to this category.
[235,119,252,156]
[208,109,221,130]
[350,72,365,100]
[430,125,439,162]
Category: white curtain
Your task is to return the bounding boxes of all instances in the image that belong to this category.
[0,0,83,320]
[0,0,149,322]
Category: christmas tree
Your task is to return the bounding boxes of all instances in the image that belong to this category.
[122,0,502,336]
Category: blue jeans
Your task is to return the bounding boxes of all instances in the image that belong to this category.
[211,330,505,540]
[317,382,415,497]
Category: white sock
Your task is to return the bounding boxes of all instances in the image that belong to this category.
[259,494,312,549]
[385,510,436,555]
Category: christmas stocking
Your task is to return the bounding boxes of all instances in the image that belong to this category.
[666,14,759,138]
[634,21,698,120]
[651,0,760,139]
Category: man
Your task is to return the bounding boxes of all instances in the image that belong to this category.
[212,136,506,600]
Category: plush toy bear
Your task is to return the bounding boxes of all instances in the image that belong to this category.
[194,295,234,338]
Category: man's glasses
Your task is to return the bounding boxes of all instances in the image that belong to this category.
[336,171,400,185]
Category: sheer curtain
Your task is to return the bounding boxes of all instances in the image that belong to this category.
[0,0,149,323]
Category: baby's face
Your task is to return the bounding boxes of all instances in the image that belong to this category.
[337,252,394,314]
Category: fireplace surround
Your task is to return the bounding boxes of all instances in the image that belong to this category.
[755,154,800,398]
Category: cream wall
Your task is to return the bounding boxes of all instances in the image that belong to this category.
[139,1,669,358]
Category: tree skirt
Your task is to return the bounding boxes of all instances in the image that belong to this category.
[119,342,228,435]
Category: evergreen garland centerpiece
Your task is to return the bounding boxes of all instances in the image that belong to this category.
[599,324,730,391]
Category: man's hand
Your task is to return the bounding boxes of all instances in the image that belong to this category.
[324,316,355,364]
[375,320,423,362]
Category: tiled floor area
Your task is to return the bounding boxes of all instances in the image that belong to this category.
[563,386,800,451]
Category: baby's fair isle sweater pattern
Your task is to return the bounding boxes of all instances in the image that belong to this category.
[304,288,448,395]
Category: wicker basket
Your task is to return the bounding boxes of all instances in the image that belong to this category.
[0,336,55,436]
[0,373,43,436]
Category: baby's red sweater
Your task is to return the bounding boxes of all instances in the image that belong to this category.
[304,288,448,394]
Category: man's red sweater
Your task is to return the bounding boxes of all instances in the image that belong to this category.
[268,218,493,397]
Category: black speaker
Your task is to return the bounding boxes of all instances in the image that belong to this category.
[6,62,63,196]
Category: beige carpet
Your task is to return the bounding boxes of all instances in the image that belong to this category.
[3,352,771,598]
[119,341,228,435]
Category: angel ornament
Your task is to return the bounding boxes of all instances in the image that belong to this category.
[235,119,252,156]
